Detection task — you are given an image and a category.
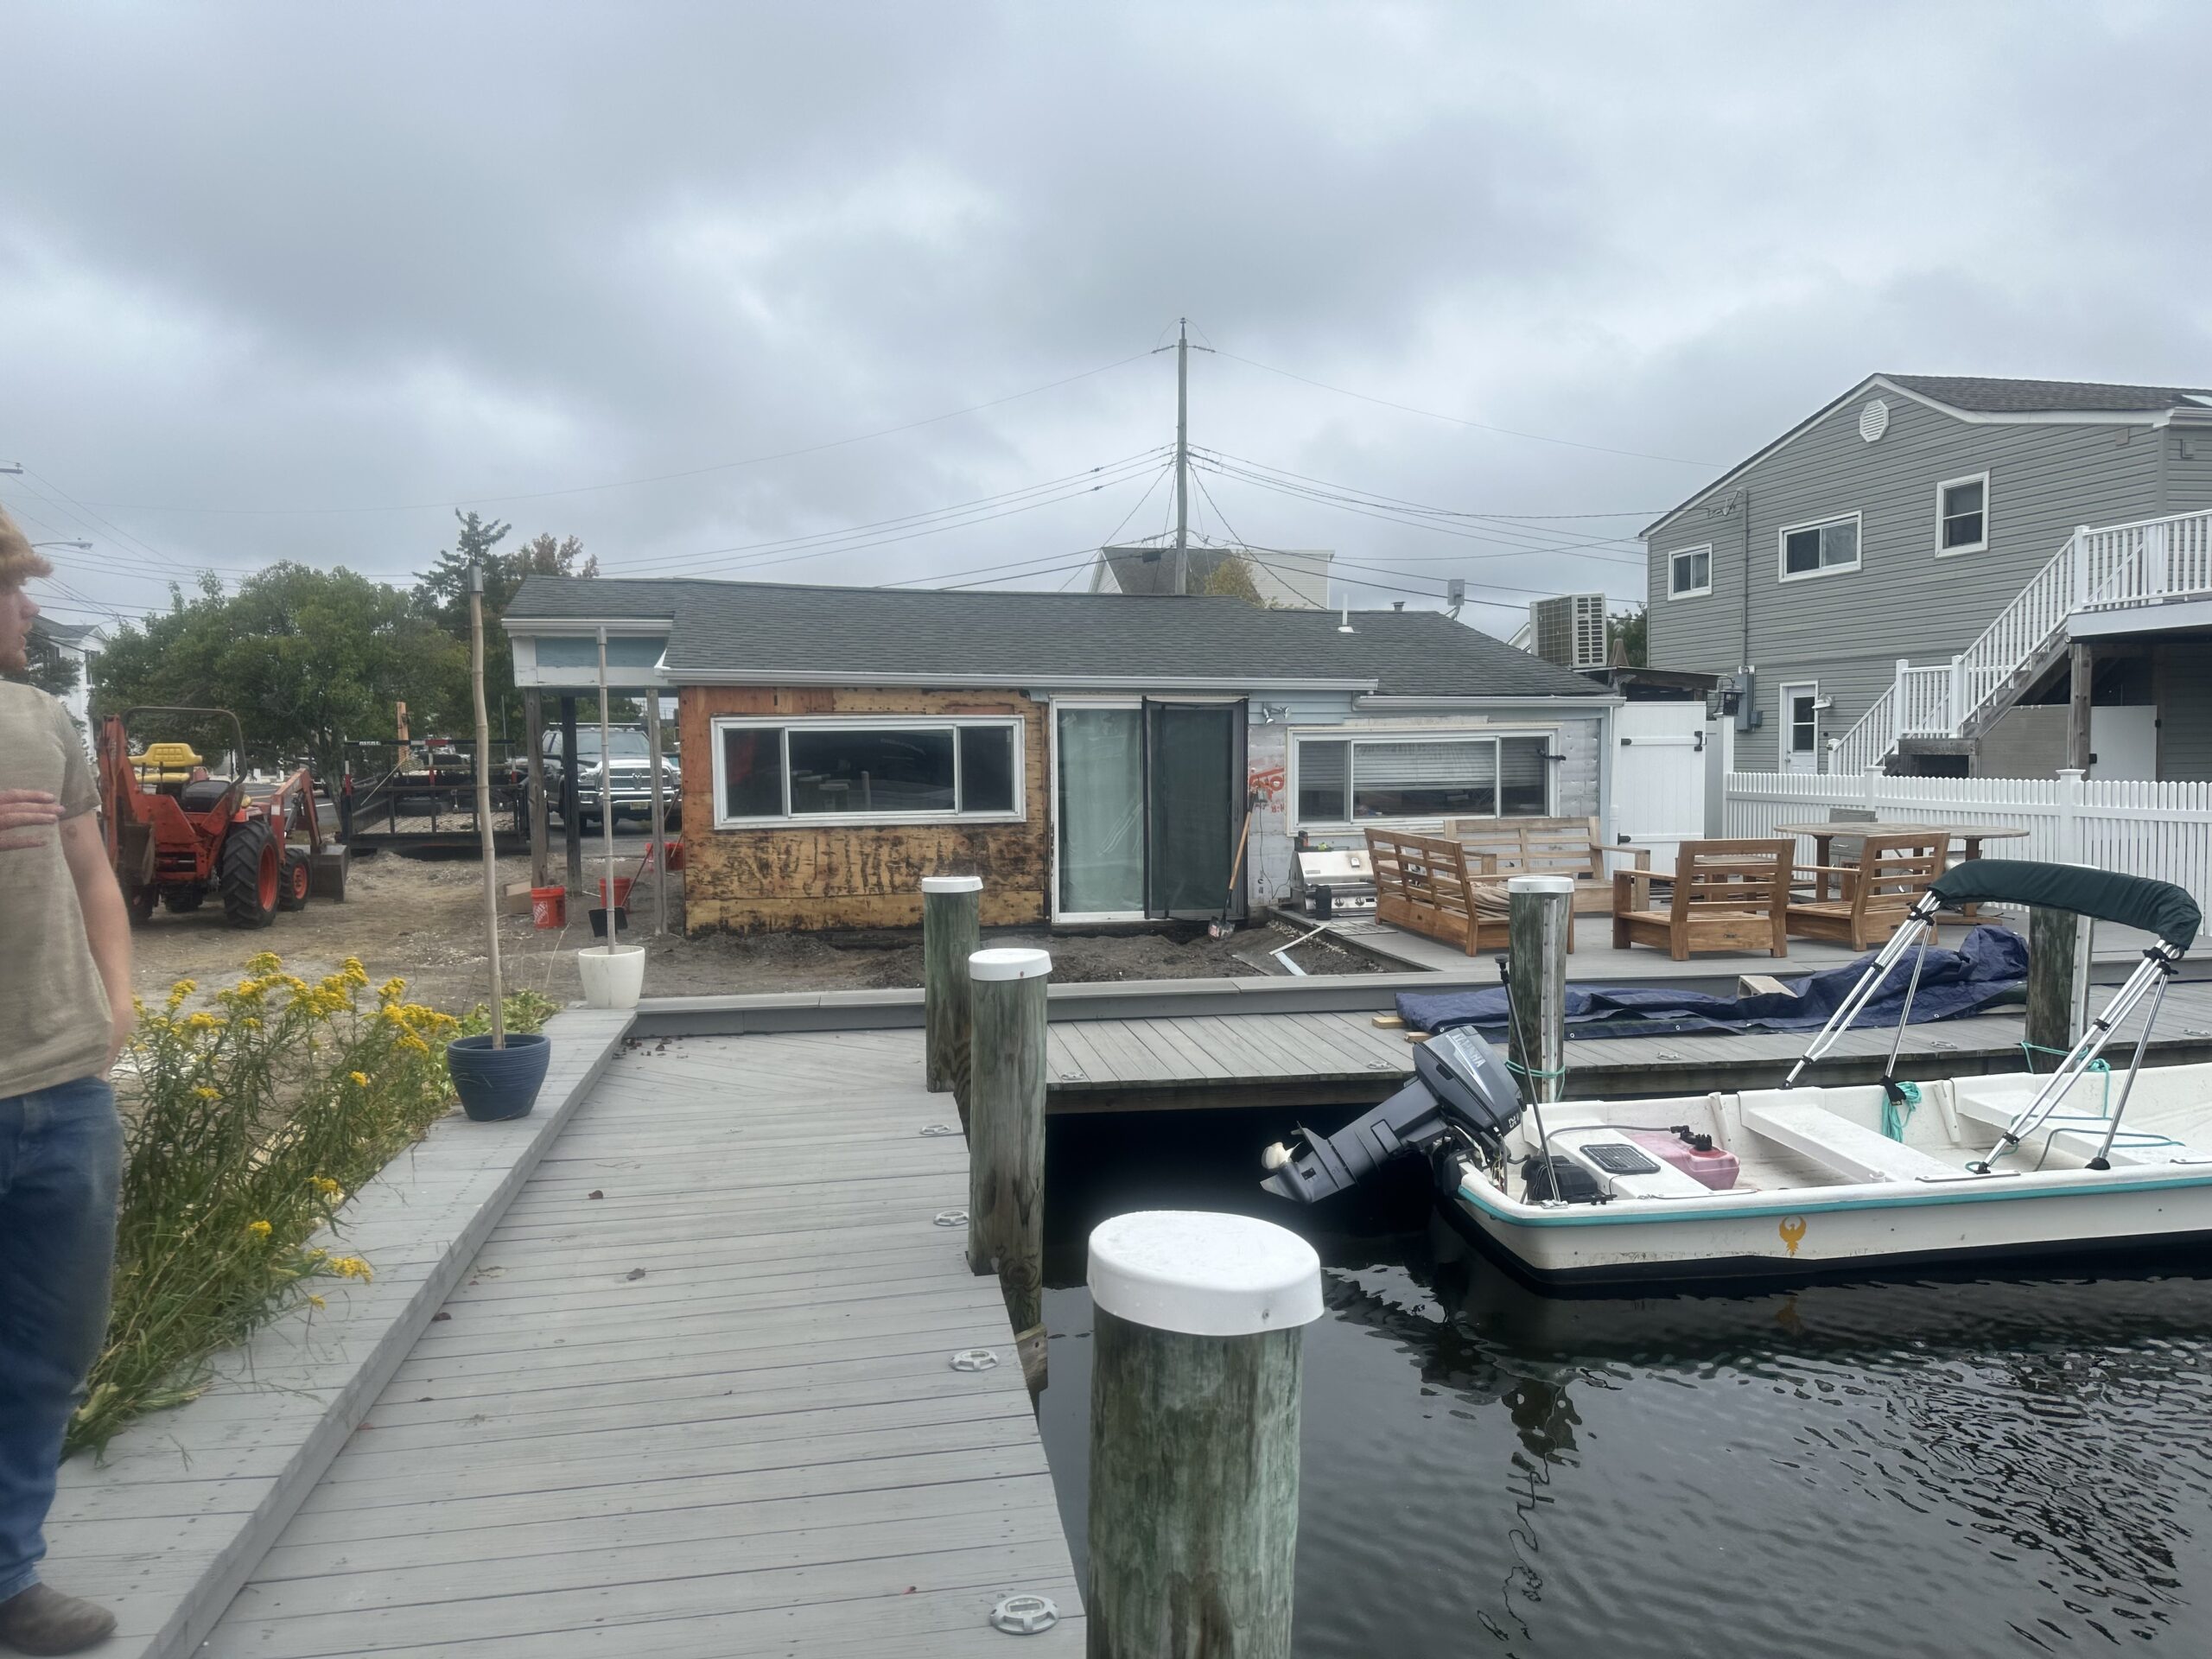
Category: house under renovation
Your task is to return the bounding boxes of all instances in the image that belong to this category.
[501,575,1617,932]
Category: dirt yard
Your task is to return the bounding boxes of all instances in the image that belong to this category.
[127,842,1382,1014]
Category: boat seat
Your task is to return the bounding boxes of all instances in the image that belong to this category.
[1951,1091,2209,1166]
[1739,1098,1965,1185]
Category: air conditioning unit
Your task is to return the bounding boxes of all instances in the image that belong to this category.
[1528,594,1609,671]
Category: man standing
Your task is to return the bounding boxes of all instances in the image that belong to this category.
[0,511,130,1654]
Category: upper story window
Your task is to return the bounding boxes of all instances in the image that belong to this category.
[1778,512,1860,582]
[711,715,1023,827]
[1937,472,1989,555]
[1668,544,1713,599]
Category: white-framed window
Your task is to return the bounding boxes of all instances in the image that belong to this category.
[1291,731,1552,828]
[1777,512,1861,582]
[709,715,1024,828]
[1936,471,1989,555]
[1667,543,1713,599]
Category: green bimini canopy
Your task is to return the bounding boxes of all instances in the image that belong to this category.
[1930,860,2200,951]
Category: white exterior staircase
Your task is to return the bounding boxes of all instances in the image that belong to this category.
[1831,505,2212,775]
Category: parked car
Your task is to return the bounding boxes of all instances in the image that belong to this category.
[534,726,682,830]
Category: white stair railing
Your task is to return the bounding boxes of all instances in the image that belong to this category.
[1825,505,2212,771]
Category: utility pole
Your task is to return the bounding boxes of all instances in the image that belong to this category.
[1151,320,1211,594]
[1174,318,1190,595]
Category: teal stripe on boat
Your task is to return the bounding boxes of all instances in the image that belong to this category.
[1455,1168,2212,1228]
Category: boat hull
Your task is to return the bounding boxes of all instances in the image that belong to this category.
[1444,1166,2212,1288]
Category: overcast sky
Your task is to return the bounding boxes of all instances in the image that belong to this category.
[5,1,2206,638]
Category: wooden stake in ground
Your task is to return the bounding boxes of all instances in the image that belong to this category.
[2027,906,2091,1058]
[967,944,1048,1337]
[1507,874,1573,1103]
[1085,1210,1322,1658]
[469,562,505,1046]
[596,626,618,956]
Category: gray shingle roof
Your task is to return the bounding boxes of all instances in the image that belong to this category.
[1886,374,2212,414]
[505,576,1606,699]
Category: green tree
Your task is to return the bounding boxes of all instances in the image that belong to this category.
[413,517,597,738]
[1611,607,1647,668]
[92,566,467,779]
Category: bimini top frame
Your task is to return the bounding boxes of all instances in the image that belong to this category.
[1782,861,2200,1173]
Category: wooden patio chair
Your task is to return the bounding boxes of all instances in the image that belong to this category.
[1441,815,1648,916]
[1611,838,1792,960]
[1365,827,1574,957]
[1785,831,1946,950]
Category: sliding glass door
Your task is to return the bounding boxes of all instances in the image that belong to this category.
[1054,699,1245,921]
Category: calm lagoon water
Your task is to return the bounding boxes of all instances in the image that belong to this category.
[1038,1109,2212,1658]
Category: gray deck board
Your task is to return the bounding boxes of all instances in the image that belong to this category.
[202,1032,1082,1656]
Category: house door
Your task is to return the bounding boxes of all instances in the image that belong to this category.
[1143,700,1244,918]
[1781,683,1821,773]
[1612,702,1708,868]
[1052,699,1244,921]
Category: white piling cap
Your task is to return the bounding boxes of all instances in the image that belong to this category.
[969,946,1051,982]
[1088,1211,1323,1337]
[1506,874,1577,895]
[921,875,983,893]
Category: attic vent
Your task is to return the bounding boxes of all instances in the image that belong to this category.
[1859,398,1890,442]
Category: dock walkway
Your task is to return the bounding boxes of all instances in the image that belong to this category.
[202,1030,1081,1658]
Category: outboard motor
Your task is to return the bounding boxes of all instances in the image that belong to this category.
[1262,1026,1522,1204]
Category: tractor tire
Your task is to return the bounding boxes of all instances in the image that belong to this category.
[278,848,310,912]
[128,886,158,926]
[162,889,206,914]
[219,819,281,930]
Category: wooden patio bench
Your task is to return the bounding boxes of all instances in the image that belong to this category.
[1441,814,1647,916]
[1611,838,1792,960]
[1784,831,1946,950]
[1365,828,1574,957]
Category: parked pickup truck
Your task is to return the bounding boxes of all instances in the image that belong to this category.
[533,727,682,831]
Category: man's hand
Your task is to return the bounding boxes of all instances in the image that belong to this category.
[0,788,62,850]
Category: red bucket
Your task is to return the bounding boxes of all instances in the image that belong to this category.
[531,887,567,929]
[596,875,634,910]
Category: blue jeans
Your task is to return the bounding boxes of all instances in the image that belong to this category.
[0,1077,120,1601]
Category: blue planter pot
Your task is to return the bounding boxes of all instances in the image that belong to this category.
[448,1033,551,1122]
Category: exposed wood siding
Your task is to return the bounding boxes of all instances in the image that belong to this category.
[1648,391,2167,769]
[677,686,1051,933]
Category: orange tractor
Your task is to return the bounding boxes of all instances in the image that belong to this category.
[97,706,347,928]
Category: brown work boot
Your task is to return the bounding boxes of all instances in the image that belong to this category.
[0,1584,115,1654]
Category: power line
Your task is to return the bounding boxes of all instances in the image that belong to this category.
[56,350,1160,517]
[1199,449,1655,542]
[885,460,1176,590]
[1212,349,1715,467]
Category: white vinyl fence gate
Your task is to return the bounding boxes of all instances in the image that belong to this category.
[1611,703,1711,870]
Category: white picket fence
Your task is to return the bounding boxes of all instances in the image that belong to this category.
[1725,769,2212,918]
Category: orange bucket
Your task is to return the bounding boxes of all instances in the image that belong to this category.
[596,875,634,910]
[530,887,567,928]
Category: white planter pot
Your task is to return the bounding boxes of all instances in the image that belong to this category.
[577,944,646,1009]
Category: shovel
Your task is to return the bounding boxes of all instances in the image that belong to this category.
[1207,803,1256,940]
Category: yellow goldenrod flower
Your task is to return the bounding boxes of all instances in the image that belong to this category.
[193,1085,220,1101]
[341,957,368,986]
[307,1294,327,1310]
[242,1016,262,1031]
[329,1256,372,1281]
[311,1176,343,1199]
[246,1219,272,1239]
[380,976,406,1001]
[246,951,282,976]
[305,1248,327,1262]
[166,978,196,1011]
[186,1012,220,1032]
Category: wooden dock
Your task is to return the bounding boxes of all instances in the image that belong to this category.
[200,1030,1082,1658]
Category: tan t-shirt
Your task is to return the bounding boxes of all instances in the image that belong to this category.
[0,683,110,1096]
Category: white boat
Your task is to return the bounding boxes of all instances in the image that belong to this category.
[1262,861,2207,1286]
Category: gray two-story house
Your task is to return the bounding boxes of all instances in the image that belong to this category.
[1643,373,2212,780]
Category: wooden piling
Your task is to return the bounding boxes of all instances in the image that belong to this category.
[966,945,1049,1338]
[1507,874,1574,1103]
[2027,906,2090,1058]
[558,696,582,896]
[921,875,982,1123]
[1084,1211,1323,1659]
[524,688,550,893]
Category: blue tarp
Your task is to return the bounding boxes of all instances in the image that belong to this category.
[1395,924,2029,1042]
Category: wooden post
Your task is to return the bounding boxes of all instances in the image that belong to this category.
[1085,1211,1323,1659]
[595,629,617,938]
[2026,906,2091,1060]
[966,945,1049,1338]
[1506,874,1573,1103]
[559,696,582,895]
[2068,641,2094,774]
[468,566,505,1046]
[645,694,668,937]
[922,875,982,1121]
[524,688,549,892]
